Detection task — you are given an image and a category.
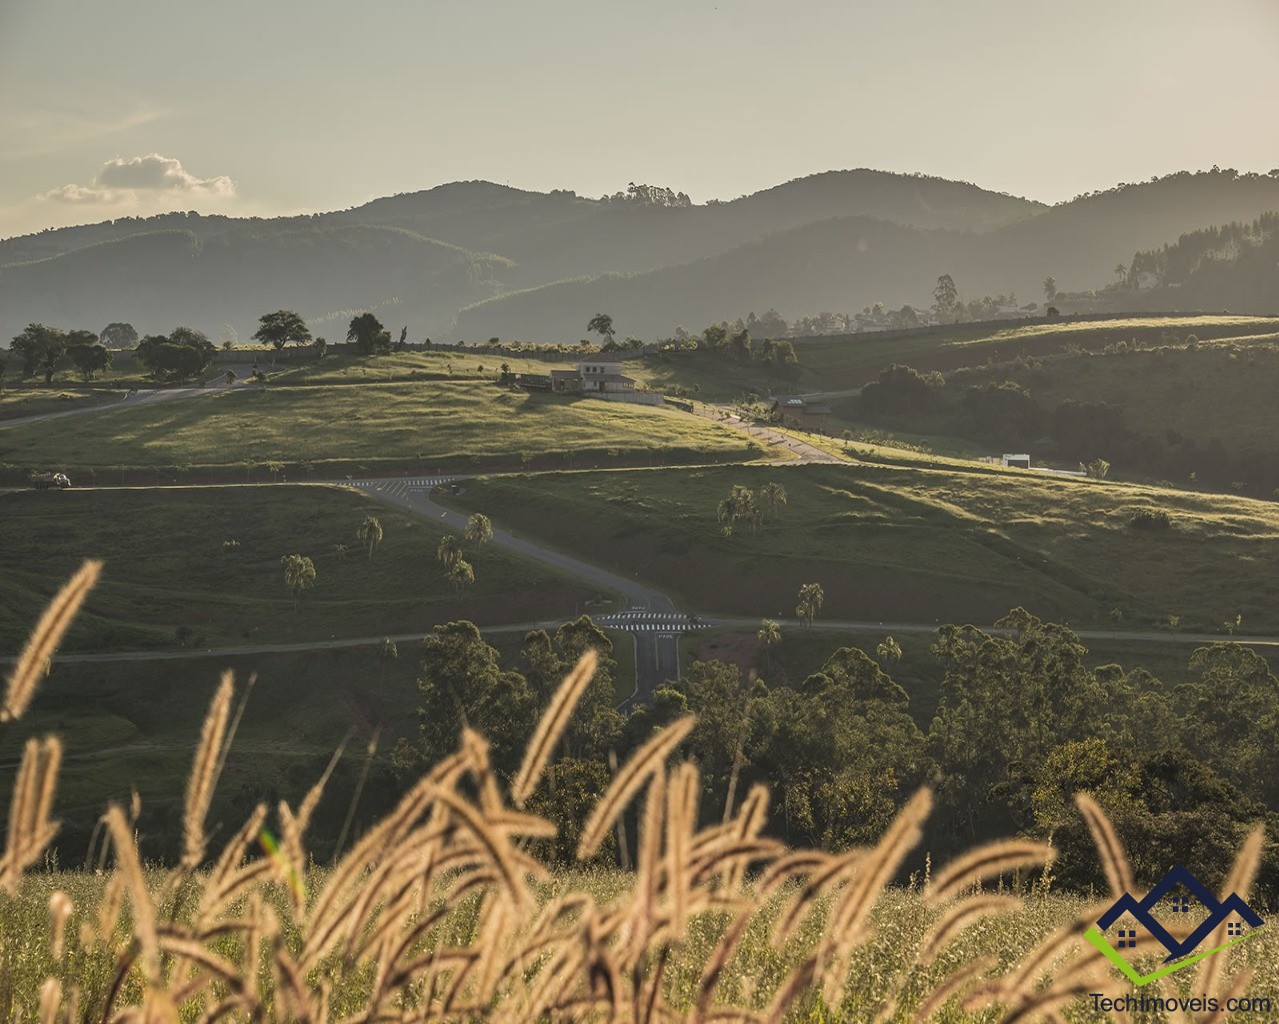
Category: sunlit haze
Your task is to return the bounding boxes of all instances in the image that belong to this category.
[2,0,1277,238]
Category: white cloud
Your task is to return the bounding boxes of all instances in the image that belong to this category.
[40,153,236,204]
[43,183,126,205]
[96,153,234,195]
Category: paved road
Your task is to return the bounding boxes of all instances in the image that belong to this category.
[348,477,684,704]
[694,404,846,464]
[0,364,258,430]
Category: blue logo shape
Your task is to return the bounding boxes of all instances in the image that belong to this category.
[1086,864,1265,986]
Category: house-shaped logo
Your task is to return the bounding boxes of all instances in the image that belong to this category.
[1085,864,1264,987]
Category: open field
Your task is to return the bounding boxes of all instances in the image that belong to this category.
[448,461,1279,632]
[2,865,1274,1022]
[0,484,596,651]
[0,380,760,474]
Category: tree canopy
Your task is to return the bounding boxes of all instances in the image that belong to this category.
[252,310,313,350]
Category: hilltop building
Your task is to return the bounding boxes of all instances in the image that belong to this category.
[515,357,659,404]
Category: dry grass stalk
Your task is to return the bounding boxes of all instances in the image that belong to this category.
[1074,792,1134,898]
[9,594,1272,1023]
[818,787,933,1007]
[916,893,1021,964]
[512,649,598,808]
[181,671,234,869]
[925,840,1054,904]
[577,715,695,859]
[2,559,101,724]
[1199,821,1265,998]
[908,954,996,1023]
[1,735,62,892]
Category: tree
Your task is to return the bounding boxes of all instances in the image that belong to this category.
[356,515,383,560]
[1081,458,1111,480]
[759,482,787,519]
[449,558,475,599]
[715,485,757,537]
[932,275,960,320]
[437,535,463,570]
[348,313,391,356]
[465,513,493,552]
[1113,263,1128,287]
[409,621,532,772]
[69,342,112,382]
[225,369,236,385]
[1043,277,1058,302]
[757,619,781,669]
[587,314,615,345]
[99,323,138,349]
[313,337,328,361]
[876,636,902,664]
[252,310,312,351]
[135,328,215,382]
[11,323,67,383]
[280,554,316,611]
[795,582,824,627]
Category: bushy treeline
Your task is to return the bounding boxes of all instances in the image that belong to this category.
[388,608,1279,899]
[659,321,798,372]
[856,354,1279,491]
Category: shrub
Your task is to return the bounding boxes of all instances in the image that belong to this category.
[1129,508,1172,531]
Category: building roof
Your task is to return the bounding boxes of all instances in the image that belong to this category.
[587,372,635,384]
[549,369,580,379]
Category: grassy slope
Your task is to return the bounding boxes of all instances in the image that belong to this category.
[0,484,596,651]
[449,461,1279,633]
[638,315,1279,400]
[950,338,1279,459]
[0,380,758,472]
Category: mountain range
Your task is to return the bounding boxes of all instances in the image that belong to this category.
[2,167,1277,346]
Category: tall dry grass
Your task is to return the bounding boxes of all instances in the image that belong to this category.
[0,562,1267,1022]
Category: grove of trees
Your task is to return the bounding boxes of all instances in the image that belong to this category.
[396,607,1279,897]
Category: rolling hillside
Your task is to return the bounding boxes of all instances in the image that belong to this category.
[3,168,1278,347]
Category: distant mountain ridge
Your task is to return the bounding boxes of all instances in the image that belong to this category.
[2,167,1277,346]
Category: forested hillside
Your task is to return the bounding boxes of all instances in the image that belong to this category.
[4,167,1278,346]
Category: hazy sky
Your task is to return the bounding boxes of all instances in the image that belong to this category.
[2,0,1277,239]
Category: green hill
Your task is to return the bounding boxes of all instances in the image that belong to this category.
[869,334,1279,494]
[6,168,1278,346]
[446,460,1279,634]
[0,379,759,476]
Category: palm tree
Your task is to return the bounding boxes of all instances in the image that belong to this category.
[280,554,316,612]
[757,619,781,669]
[1043,277,1057,302]
[356,515,384,560]
[795,582,824,628]
[876,635,902,664]
[449,558,475,600]
[760,481,788,519]
[465,513,493,552]
[716,497,736,537]
[1114,262,1128,288]
[437,535,463,570]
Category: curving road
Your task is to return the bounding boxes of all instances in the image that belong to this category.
[0,364,259,430]
[346,477,685,705]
